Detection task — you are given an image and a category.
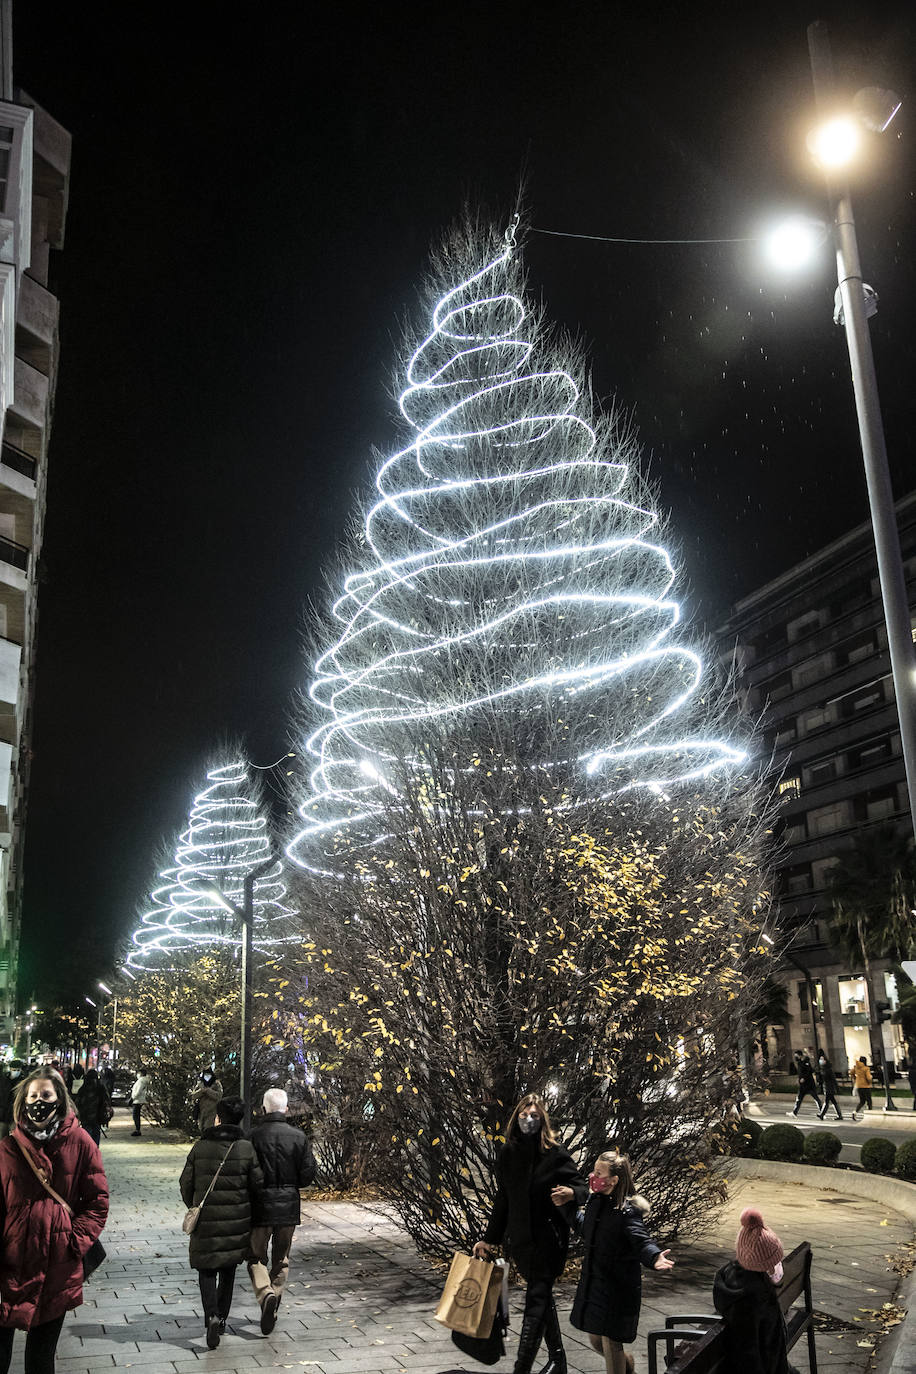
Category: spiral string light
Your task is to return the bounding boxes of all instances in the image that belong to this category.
[288,235,744,870]
[130,760,294,970]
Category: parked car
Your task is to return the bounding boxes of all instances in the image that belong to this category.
[109,1067,136,1106]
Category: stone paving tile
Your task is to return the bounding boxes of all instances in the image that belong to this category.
[5,1111,907,1374]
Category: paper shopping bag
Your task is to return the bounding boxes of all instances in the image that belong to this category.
[434,1251,503,1338]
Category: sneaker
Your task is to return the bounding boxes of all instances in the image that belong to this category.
[218,1319,226,1334]
[130,1131,141,1137]
[260,1293,279,1336]
[206,1316,221,1349]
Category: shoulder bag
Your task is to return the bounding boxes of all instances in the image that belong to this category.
[183,1140,235,1234]
[13,1134,106,1278]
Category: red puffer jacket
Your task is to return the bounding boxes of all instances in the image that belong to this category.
[0,1113,109,1329]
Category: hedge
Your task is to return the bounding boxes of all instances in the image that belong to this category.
[759,1122,805,1161]
[803,1130,842,1165]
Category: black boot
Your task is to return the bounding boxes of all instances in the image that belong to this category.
[536,1301,567,1374]
[513,1312,546,1374]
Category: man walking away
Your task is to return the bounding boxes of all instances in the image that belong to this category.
[816,1053,843,1120]
[788,1050,822,1116]
[248,1088,316,1334]
[850,1056,873,1120]
[130,1066,151,1136]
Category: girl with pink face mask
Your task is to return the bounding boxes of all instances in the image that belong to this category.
[569,1150,674,1374]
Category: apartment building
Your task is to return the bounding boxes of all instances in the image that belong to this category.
[0,45,71,1037]
[717,492,916,1074]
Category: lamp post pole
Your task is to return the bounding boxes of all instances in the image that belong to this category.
[239,857,276,1131]
[808,20,916,838]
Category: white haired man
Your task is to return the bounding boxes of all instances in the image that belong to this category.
[247,1087,316,1333]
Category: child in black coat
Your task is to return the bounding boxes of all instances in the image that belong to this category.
[713,1207,791,1374]
[569,1150,674,1374]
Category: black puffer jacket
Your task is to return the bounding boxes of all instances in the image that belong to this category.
[482,1135,587,1278]
[712,1260,789,1374]
[179,1124,263,1270]
[570,1196,661,1342]
[250,1112,316,1227]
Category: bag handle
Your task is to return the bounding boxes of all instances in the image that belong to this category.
[14,1133,74,1216]
[193,1140,236,1211]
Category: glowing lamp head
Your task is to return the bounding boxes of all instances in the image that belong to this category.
[807,116,860,169]
[763,217,826,271]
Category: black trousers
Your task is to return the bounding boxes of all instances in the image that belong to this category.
[198,1264,237,1323]
[132,1104,142,1132]
[0,1314,67,1374]
[514,1240,562,1330]
[792,1085,821,1112]
[819,1090,842,1118]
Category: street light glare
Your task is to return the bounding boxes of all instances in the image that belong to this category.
[808,116,860,168]
[764,217,825,271]
[98,981,113,996]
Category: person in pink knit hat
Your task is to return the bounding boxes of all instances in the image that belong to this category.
[712,1207,798,1374]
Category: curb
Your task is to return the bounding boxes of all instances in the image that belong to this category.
[716,1159,916,1374]
[717,1156,916,1220]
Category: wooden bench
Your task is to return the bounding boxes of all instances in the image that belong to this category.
[645,1241,816,1374]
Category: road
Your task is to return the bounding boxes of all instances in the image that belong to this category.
[751,1102,914,1164]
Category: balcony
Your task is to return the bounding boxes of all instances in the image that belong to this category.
[15,274,57,375]
[0,637,20,710]
[0,443,35,482]
[0,536,27,573]
[10,357,48,430]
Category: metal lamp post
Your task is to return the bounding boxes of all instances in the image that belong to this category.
[193,852,277,1131]
[807,21,916,837]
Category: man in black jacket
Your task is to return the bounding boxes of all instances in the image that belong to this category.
[247,1087,316,1334]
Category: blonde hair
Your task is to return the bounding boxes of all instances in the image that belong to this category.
[506,1093,559,1152]
[597,1149,635,1208]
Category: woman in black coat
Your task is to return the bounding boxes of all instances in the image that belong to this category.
[179,1097,264,1351]
[570,1151,674,1374]
[74,1069,112,1145]
[474,1093,587,1374]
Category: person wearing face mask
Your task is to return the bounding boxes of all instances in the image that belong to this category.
[473,1093,587,1374]
[191,1069,223,1135]
[570,1150,674,1374]
[713,1207,792,1374]
[0,1062,24,1138]
[0,1069,108,1373]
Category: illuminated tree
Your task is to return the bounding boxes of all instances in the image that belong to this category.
[278,218,772,1252]
[288,219,744,873]
[129,758,293,971]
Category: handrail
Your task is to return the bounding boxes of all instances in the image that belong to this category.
[0,443,36,481]
[0,535,28,572]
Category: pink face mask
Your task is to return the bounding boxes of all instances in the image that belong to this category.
[589,1173,610,1193]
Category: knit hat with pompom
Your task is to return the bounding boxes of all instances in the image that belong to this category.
[735,1207,784,1273]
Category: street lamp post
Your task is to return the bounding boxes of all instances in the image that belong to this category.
[807,20,916,839]
[193,853,277,1131]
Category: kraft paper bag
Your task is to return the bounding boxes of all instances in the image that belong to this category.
[434,1251,502,1338]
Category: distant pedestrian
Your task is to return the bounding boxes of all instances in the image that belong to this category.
[247,1088,316,1333]
[816,1054,843,1121]
[75,1069,113,1145]
[100,1064,114,1097]
[130,1067,150,1136]
[179,1096,264,1351]
[713,1206,790,1374]
[0,1068,108,1374]
[851,1056,873,1119]
[570,1148,675,1374]
[788,1050,822,1116]
[0,1060,24,1138]
[191,1069,223,1135]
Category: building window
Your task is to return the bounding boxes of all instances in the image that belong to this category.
[811,856,840,889]
[803,757,838,787]
[807,801,850,837]
[854,787,898,823]
[787,611,823,643]
[840,682,886,717]
[775,722,797,747]
[793,653,834,688]
[779,775,802,801]
[802,705,832,733]
[847,737,892,771]
[769,671,793,701]
[843,634,877,666]
[784,865,813,895]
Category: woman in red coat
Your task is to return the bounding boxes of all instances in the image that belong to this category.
[0,1069,109,1373]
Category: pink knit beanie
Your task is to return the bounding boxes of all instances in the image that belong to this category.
[735,1207,784,1273]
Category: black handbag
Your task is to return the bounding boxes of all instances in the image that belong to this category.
[82,1237,107,1278]
[449,1266,508,1366]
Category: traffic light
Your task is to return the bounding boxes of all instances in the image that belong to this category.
[874,1000,892,1022]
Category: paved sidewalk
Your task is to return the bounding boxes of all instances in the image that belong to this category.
[19,1111,913,1374]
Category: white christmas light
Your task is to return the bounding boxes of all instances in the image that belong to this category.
[288,236,745,870]
[129,760,294,970]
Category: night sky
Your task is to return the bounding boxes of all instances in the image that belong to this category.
[10,2,916,1004]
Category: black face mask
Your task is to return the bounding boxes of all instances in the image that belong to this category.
[25,1098,57,1125]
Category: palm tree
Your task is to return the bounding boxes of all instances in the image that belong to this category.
[828,823,916,1068]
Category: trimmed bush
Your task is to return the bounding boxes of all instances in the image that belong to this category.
[860,1137,896,1174]
[803,1130,842,1165]
[759,1122,805,1161]
[733,1116,763,1157]
[895,1138,916,1180]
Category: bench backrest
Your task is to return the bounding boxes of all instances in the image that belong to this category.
[776,1241,812,1313]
